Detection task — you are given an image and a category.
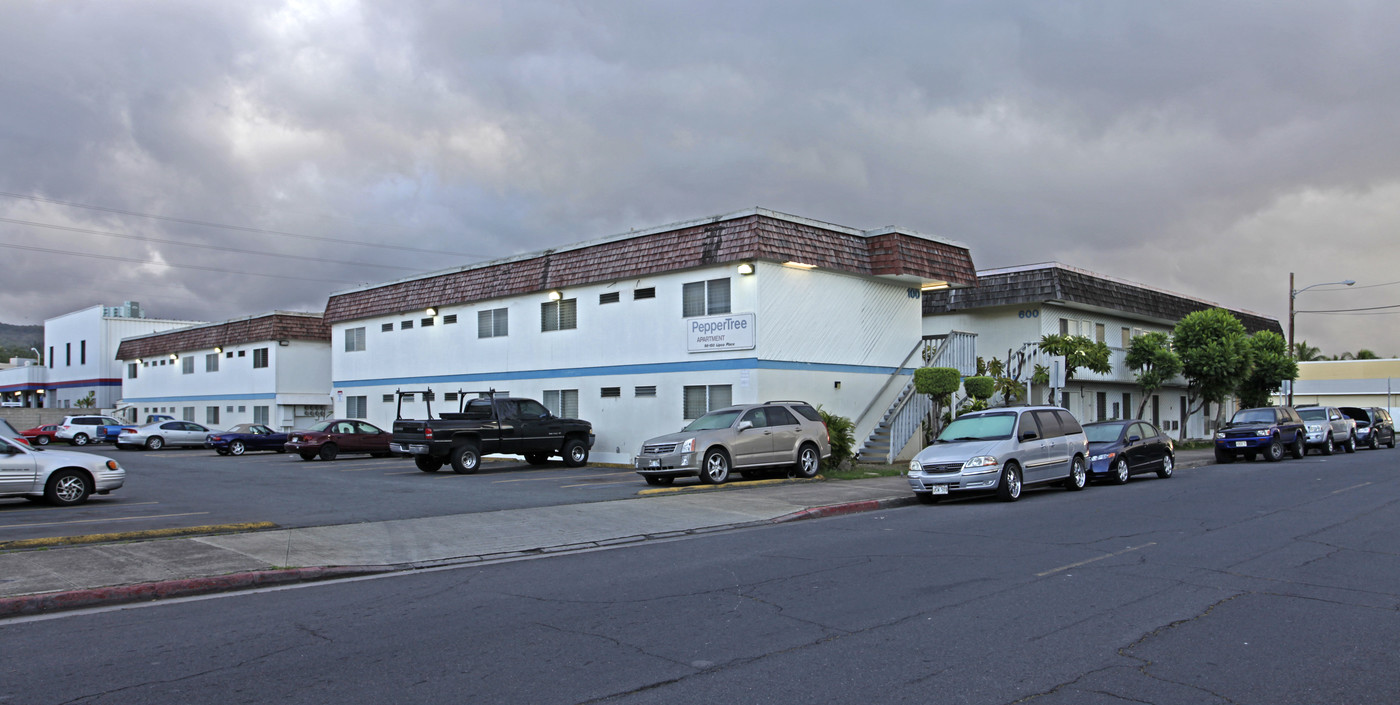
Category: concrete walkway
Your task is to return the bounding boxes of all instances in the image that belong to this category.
[0,449,1215,617]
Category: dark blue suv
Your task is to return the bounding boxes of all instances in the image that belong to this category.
[1215,406,1307,463]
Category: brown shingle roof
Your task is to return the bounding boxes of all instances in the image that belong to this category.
[923,263,1282,334]
[324,210,978,324]
[114,312,329,361]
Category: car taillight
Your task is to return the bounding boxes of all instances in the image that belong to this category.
[122,428,136,434]
[425,428,433,440]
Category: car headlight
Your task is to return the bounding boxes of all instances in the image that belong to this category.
[1090,452,1115,462]
[679,438,694,453]
[1215,432,1226,439]
[909,459,922,474]
[1306,424,1322,433]
[1255,429,1270,437]
[963,456,999,474]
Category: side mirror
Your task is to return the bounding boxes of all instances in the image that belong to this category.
[1019,430,1039,442]
[1127,435,1142,443]
[737,420,754,432]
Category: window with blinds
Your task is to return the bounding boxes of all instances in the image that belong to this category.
[682,278,730,317]
[541,299,578,332]
[478,308,509,338]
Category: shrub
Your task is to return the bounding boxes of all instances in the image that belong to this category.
[963,376,995,401]
[818,407,855,471]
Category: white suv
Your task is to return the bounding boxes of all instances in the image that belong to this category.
[54,415,122,446]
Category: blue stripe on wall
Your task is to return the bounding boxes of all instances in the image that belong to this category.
[122,393,279,403]
[334,357,911,388]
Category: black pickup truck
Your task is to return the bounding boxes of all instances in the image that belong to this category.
[389,389,595,474]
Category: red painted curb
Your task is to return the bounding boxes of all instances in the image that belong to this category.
[771,496,916,524]
[0,565,390,619]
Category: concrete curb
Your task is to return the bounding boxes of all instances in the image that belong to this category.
[0,565,393,619]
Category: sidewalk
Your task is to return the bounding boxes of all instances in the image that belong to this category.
[0,449,1215,617]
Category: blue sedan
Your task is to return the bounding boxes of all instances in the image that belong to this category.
[205,424,289,456]
[1083,420,1175,484]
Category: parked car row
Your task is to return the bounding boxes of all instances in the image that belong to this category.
[1214,404,1394,463]
[904,405,1173,503]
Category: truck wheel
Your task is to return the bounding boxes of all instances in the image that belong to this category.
[450,443,480,474]
[524,453,549,465]
[415,456,443,473]
[561,439,588,467]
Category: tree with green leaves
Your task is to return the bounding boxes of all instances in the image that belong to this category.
[1125,332,1182,419]
[1292,340,1324,361]
[1172,308,1251,424]
[1236,331,1298,409]
[914,367,961,444]
[1037,334,1112,403]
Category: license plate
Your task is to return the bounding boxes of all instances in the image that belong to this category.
[648,459,660,468]
[1234,441,1247,447]
[929,485,948,495]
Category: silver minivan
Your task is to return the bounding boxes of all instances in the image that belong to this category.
[907,405,1089,502]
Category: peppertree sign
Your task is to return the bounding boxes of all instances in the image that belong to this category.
[687,313,756,352]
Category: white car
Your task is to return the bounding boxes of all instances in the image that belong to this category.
[54,415,123,446]
[114,420,214,450]
[0,435,125,506]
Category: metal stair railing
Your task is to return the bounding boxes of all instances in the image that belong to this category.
[856,331,978,464]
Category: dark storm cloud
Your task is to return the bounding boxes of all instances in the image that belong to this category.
[2,0,1398,354]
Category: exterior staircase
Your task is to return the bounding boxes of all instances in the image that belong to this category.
[855,331,977,465]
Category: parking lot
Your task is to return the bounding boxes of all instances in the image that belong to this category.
[0,445,657,543]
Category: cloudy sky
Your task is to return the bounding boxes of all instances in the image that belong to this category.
[3,0,1398,357]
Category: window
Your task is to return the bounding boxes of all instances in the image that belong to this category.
[443,314,458,325]
[683,384,732,419]
[543,389,579,418]
[402,393,415,402]
[1096,392,1107,421]
[346,396,368,419]
[382,394,394,403]
[600,292,620,304]
[1122,392,1133,419]
[253,406,269,425]
[80,340,86,365]
[382,323,394,332]
[541,298,577,332]
[182,356,195,374]
[1095,323,1105,343]
[238,350,246,357]
[226,405,234,412]
[206,353,219,372]
[682,278,731,317]
[634,385,657,397]
[206,406,220,425]
[444,392,459,401]
[238,406,245,413]
[401,320,413,330]
[182,407,195,421]
[127,363,138,379]
[253,348,269,368]
[421,317,434,327]
[226,351,234,358]
[633,287,655,300]
[346,327,366,352]
[601,387,621,398]
[478,308,508,338]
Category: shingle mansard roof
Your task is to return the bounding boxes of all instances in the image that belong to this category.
[923,262,1283,334]
[114,312,329,361]
[323,208,979,324]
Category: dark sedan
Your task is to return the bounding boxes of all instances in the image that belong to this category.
[206,424,289,456]
[1084,420,1175,483]
[285,419,393,461]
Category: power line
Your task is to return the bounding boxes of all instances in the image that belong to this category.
[0,241,366,284]
[0,217,421,272]
[0,190,485,258]
[1296,303,1400,313]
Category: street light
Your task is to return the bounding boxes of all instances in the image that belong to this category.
[1288,273,1355,404]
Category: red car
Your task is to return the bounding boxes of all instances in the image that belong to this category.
[21,424,61,446]
[284,419,393,461]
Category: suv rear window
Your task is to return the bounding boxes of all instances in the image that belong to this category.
[790,404,822,422]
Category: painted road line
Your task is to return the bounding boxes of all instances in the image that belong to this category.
[2,501,160,515]
[1036,543,1157,578]
[561,480,645,489]
[1332,482,1372,495]
[0,511,212,531]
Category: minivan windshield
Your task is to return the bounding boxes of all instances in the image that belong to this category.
[1084,422,1126,443]
[935,412,1016,442]
[1231,408,1275,424]
[683,409,743,432]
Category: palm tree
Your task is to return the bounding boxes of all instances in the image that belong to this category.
[1293,341,1324,361]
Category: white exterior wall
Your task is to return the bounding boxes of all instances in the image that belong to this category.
[332,262,926,463]
[121,340,331,430]
[44,306,198,409]
[924,303,1222,439]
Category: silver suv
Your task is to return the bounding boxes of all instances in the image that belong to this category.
[907,406,1089,502]
[54,415,123,446]
[635,401,832,486]
[1296,405,1357,455]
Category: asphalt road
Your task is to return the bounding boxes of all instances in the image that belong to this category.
[4,447,1399,704]
[0,444,658,542]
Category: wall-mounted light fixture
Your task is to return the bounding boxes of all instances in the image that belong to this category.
[920,281,951,291]
[170,353,178,361]
[736,262,755,275]
[214,346,223,354]
[425,307,437,317]
[547,290,563,301]
[278,340,290,346]
[782,261,817,270]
